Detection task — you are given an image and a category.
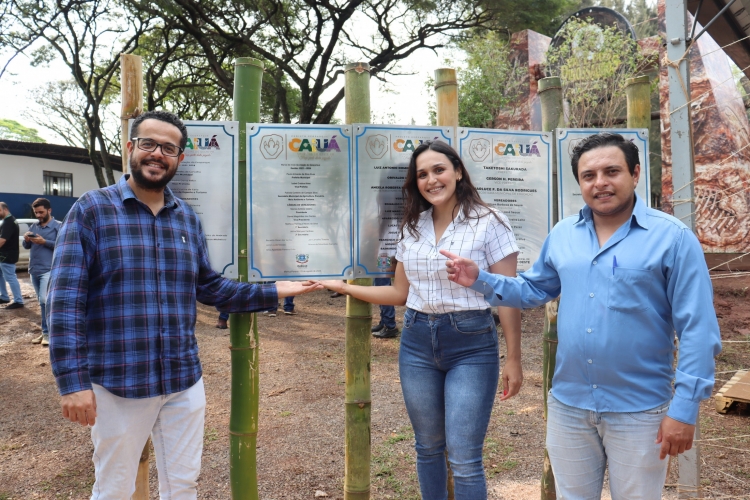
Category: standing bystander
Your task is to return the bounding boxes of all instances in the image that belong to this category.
[0,201,24,309]
[23,198,61,345]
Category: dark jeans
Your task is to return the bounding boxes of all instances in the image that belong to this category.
[373,277,396,328]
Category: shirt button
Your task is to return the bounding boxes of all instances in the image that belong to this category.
[589,293,595,298]
[588,359,593,364]
[587,328,592,333]
[593,385,598,389]
[593,260,597,265]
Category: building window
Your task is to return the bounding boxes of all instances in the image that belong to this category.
[43,171,73,197]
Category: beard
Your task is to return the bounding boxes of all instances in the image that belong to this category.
[129,155,178,191]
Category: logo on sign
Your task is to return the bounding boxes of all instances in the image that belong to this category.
[468,138,491,162]
[185,135,220,150]
[377,254,392,271]
[393,138,439,153]
[260,134,284,159]
[288,136,341,153]
[494,141,541,157]
[295,254,310,264]
[366,135,388,159]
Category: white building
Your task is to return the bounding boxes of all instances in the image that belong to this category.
[0,140,124,218]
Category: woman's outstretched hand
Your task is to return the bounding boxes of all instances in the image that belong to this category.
[439,250,480,287]
[319,280,348,295]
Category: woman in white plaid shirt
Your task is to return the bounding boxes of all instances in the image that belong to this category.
[322,141,522,499]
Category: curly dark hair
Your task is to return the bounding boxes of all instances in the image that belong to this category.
[399,140,507,240]
[570,132,640,182]
[130,110,188,150]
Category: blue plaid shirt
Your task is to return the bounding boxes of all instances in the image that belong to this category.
[48,175,278,398]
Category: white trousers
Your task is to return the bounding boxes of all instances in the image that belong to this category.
[90,378,206,500]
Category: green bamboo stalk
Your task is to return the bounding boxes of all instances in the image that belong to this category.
[538,76,564,500]
[435,67,458,500]
[344,62,372,500]
[230,57,264,500]
[625,76,651,129]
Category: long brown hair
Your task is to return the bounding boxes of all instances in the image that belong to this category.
[399,141,507,240]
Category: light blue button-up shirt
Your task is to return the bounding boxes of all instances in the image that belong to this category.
[470,195,721,425]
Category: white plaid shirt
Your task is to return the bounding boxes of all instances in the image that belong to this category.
[396,207,519,314]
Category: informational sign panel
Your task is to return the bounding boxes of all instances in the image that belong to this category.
[128,120,239,278]
[459,129,552,272]
[556,128,650,220]
[353,125,453,277]
[247,124,354,280]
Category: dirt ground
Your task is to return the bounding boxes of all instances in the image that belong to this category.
[1,271,749,499]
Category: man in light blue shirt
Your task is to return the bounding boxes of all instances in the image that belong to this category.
[442,133,721,499]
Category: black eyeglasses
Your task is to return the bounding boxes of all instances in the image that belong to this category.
[132,137,183,157]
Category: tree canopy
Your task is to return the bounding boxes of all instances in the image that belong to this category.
[0,118,46,142]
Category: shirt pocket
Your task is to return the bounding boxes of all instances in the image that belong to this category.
[607,268,652,312]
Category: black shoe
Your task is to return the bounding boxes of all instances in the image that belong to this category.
[0,298,9,304]
[4,303,24,310]
[371,323,385,333]
[373,326,399,339]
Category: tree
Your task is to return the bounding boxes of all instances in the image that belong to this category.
[572,0,658,39]
[128,0,497,124]
[0,118,46,142]
[2,0,156,187]
[478,0,581,37]
[441,33,525,128]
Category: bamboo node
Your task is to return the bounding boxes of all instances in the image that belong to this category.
[228,345,257,351]
[434,80,458,90]
[345,399,371,405]
[544,338,559,344]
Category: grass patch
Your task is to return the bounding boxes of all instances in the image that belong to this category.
[279,410,292,417]
[372,426,419,499]
[204,427,220,443]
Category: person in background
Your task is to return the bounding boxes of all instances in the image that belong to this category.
[320,141,522,499]
[23,198,61,345]
[47,110,321,499]
[0,201,24,309]
[371,277,398,338]
[442,132,721,499]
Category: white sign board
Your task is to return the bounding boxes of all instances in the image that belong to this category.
[353,125,453,277]
[247,124,354,280]
[459,129,552,271]
[130,120,241,278]
[556,128,650,220]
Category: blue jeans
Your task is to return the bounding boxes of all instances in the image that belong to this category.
[31,272,50,337]
[546,393,670,499]
[399,308,499,500]
[0,262,23,304]
[373,277,396,328]
[271,296,294,313]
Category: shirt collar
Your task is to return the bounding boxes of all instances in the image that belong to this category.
[576,193,648,230]
[119,174,178,209]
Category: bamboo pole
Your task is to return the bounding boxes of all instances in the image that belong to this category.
[230,57,264,500]
[120,53,150,500]
[434,67,459,499]
[435,68,458,143]
[343,62,372,500]
[120,54,143,172]
[538,76,564,500]
[625,76,651,129]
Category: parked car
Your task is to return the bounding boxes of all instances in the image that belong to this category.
[0,218,39,271]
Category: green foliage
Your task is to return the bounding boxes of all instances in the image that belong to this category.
[571,0,658,39]
[479,0,581,37]
[545,16,655,128]
[456,33,525,128]
[0,118,46,142]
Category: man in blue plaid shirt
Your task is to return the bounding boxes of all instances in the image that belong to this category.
[47,110,321,499]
